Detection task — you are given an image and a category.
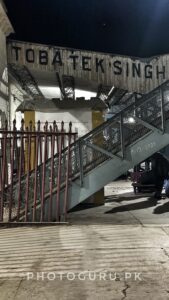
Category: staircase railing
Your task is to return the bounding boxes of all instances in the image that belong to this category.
[3,80,169,222]
[38,80,169,218]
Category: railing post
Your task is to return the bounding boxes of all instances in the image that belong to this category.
[48,124,55,222]
[160,87,165,133]
[0,120,7,222]
[40,121,48,222]
[56,121,64,221]
[63,122,72,221]
[8,120,16,222]
[33,124,39,222]
[120,113,125,159]
[78,141,84,186]
[25,124,32,222]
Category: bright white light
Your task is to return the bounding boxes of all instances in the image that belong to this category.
[128,117,135,123]
[39,86,61,98]
[39,86,96,99]
[75,89,96,98]
[108,86,114,96]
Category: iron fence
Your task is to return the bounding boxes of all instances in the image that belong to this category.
[0,120,77,223]
[1,80,169,224]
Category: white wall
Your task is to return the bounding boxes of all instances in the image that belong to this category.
[0,2,14,125]
[0,28,6,79]
[35,109,92,138]
[9,83,24,126]
[0,28,8,124]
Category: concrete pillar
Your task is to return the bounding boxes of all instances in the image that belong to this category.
[84,110,105,205]
[92,110,105,205]
[24,110,35,171]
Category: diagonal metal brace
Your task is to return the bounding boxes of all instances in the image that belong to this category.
[134,116,163,134]
[85,141,122,160]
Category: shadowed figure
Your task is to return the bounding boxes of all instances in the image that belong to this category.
[150,153,169,199]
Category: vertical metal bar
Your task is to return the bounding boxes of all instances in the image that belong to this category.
[8,127,11,187]
[33,125,39,222]
[38,121,42,164]
[56,124,59,155]
[16,138,20,177]
[160,87,165,132]
[0,136,2,196]
[24,124,31,222]
[78,141,84,187]
[0,121,7,222]
[22,140,25,175]
[134,93,137,118]
[20,119,25,176]
[56,121,64,221]
[120,113,125,159]
[48,124,55,221]
[45,120,49,178]
[17,124,24,222]
[63,122,72,220]
[8,120,16,222]
[40,122,48,222]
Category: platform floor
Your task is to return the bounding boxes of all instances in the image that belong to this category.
[68,180,169,225]
[1,180,169,299]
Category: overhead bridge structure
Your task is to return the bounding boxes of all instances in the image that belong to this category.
[1,80,169,222]
[7,39,169,97]
[2,40,169,222]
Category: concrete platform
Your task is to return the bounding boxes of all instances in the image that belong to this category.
[68,180,169,226]
[1,180,169,299]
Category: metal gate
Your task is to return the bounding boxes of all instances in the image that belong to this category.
[0,119,76,224]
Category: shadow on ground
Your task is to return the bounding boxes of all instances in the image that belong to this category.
[153,201,169,214]
[105,197,159,214]
[105,192,153,203]
[69,203,102,213]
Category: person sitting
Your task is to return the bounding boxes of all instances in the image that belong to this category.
[150,152,169,199]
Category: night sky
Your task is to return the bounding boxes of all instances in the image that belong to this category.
[5,0,169,58]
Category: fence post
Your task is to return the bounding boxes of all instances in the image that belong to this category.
[8,120,16,222]
[63,122,72,220]
[160,87,165,133]
[56,121,64,221]
[33,123,39,222]
[0,120,7,222]
[40,121,48,222]
[48,123,55,222]
[25,122,32,222]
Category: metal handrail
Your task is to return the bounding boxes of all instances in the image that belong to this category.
[5,79,169,222]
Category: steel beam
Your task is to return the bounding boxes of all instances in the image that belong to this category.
[120,113,125,159]
[85,141,122,160]
[97,84,111,102]
[160,87,165,132]
[8,64,44,98]
[78,142,84,187]
[134,116,163,134]
[56,73,75,100]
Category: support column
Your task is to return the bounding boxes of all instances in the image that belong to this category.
[92,110,105,205]
[84,110,105,205]
[24,110,35,171]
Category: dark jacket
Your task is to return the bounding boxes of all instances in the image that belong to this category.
[151,153,169,179]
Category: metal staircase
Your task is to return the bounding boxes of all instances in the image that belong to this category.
[10,80,169,221]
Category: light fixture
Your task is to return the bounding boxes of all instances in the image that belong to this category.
[128,117,135,123]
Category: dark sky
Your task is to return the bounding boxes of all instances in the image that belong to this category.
[5,0,169,57]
